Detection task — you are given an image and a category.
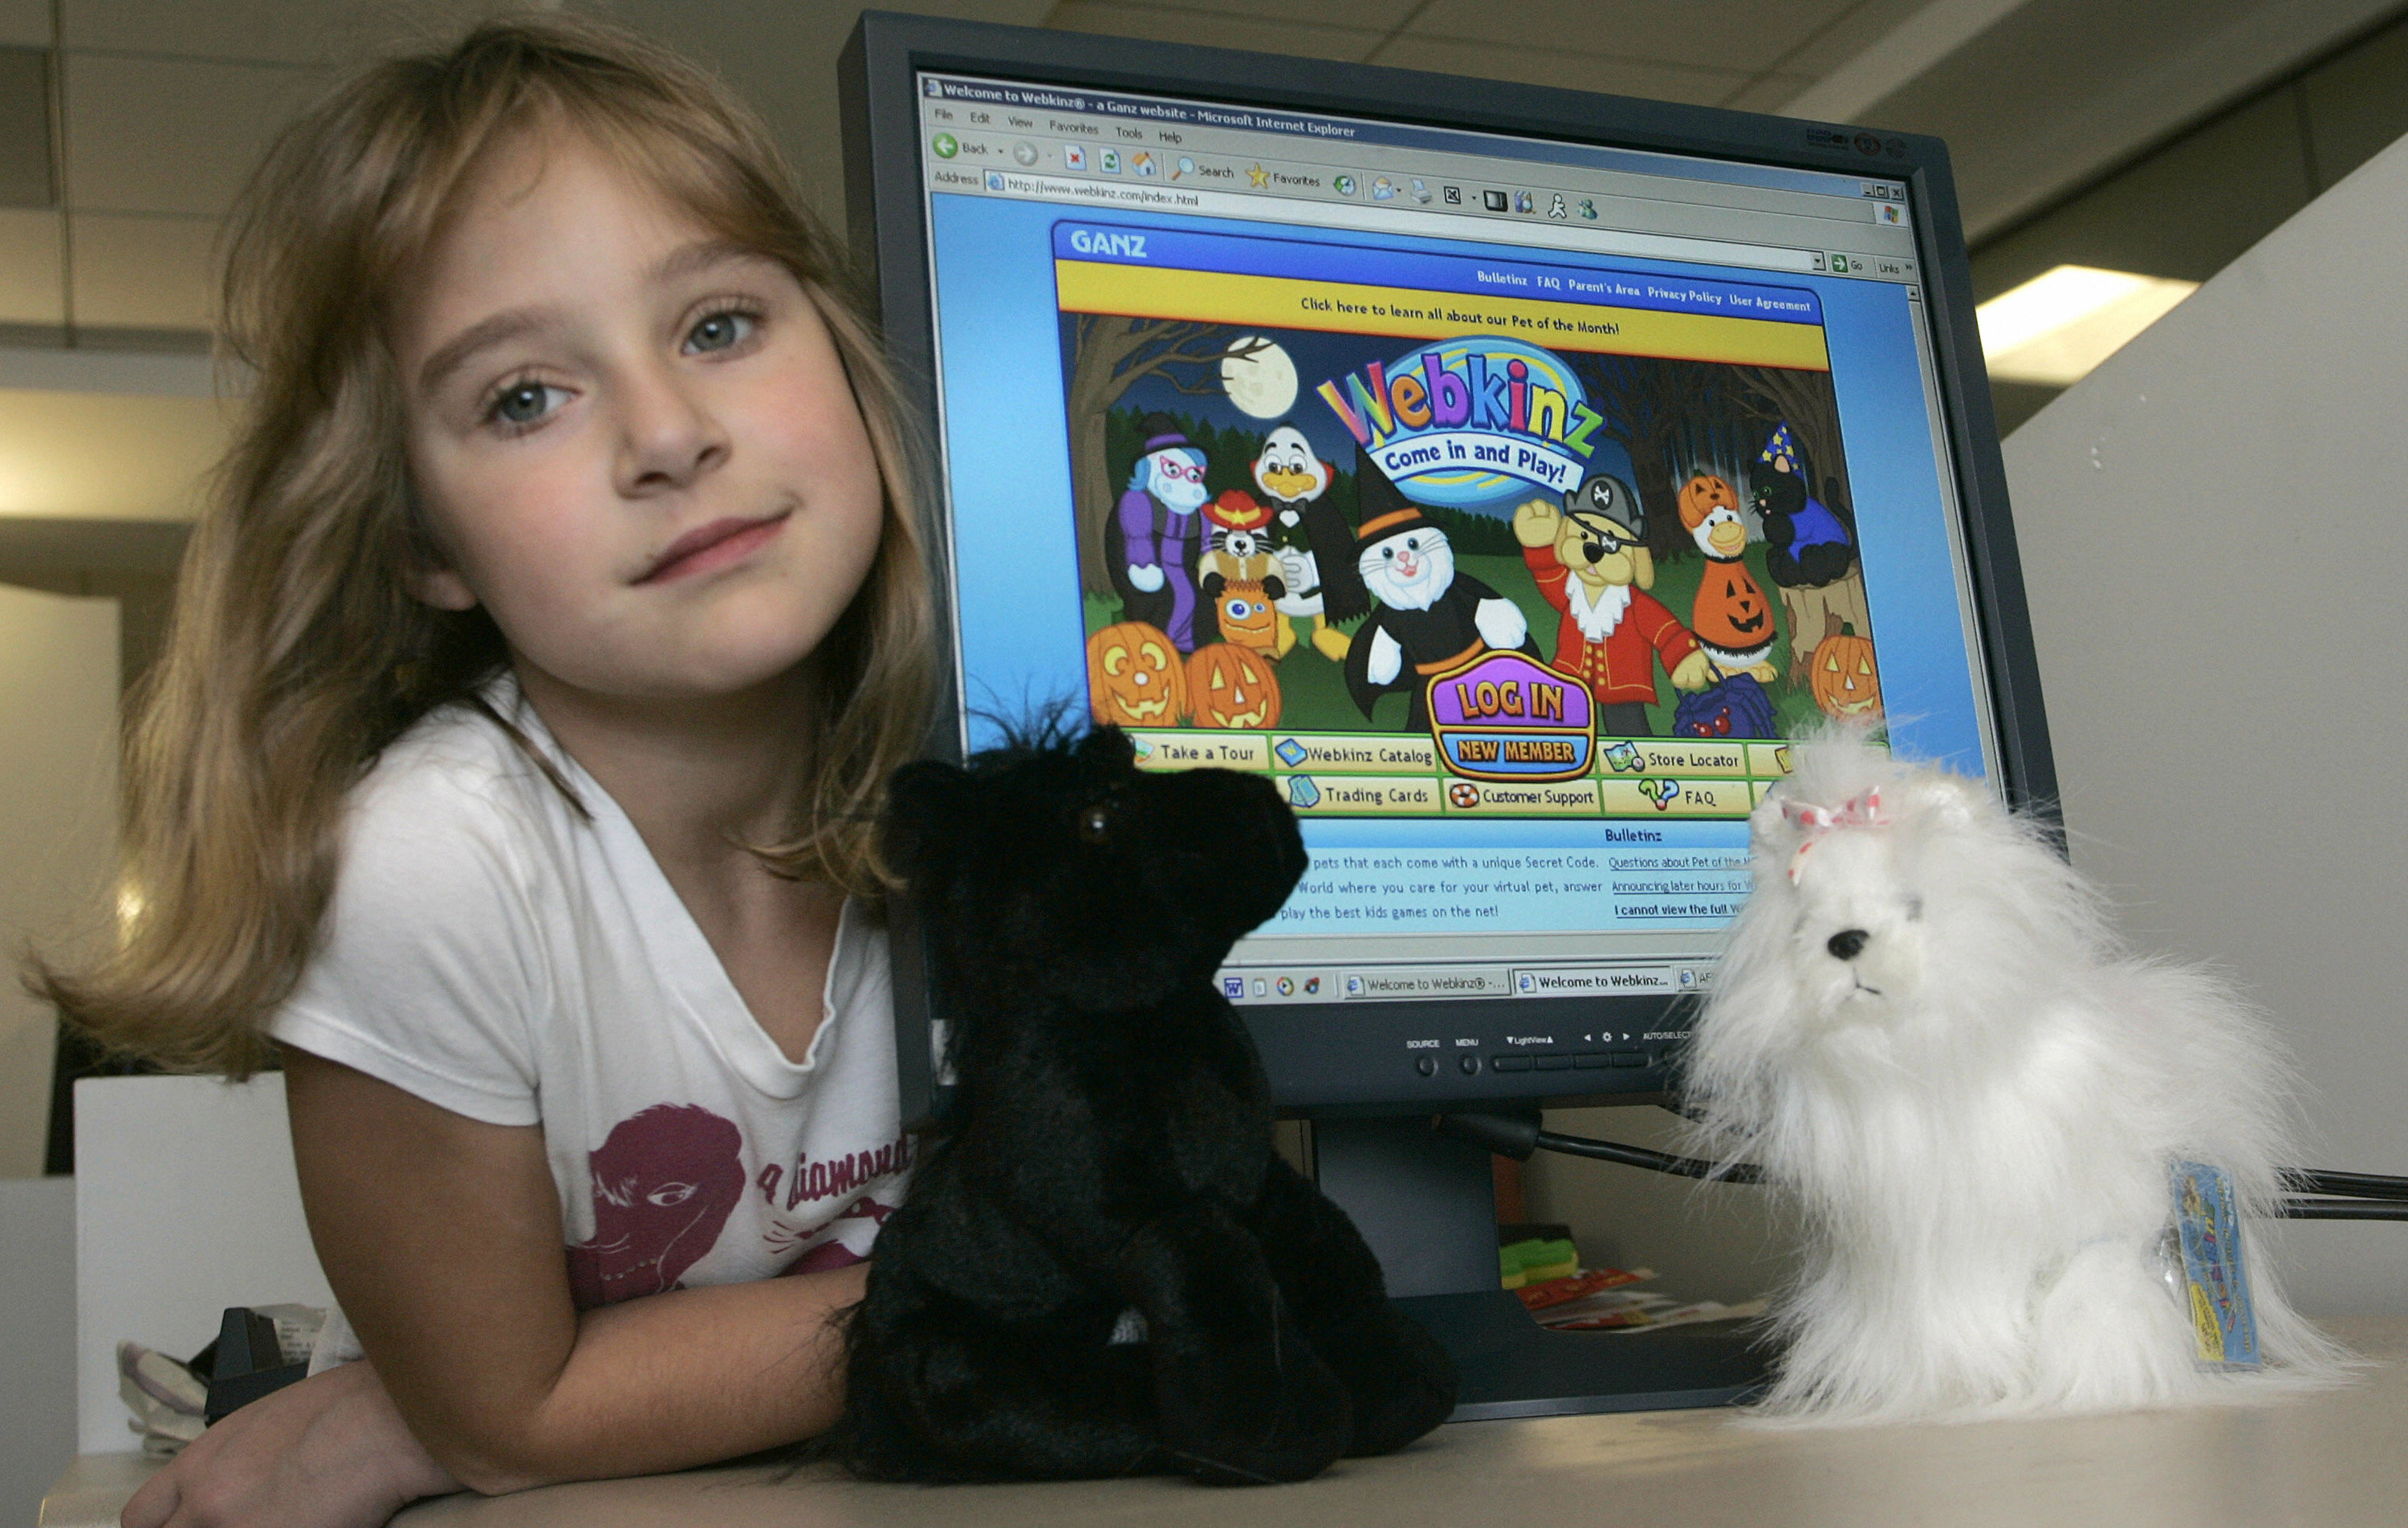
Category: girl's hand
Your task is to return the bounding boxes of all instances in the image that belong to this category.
[121,1361,459,1528]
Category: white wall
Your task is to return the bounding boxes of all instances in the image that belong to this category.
[0,582,118,1179]
[2002,132,2408,1315]
[0,1176,76,1524]
[76,1075,334,1455]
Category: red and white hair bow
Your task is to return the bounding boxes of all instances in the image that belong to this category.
[1778,786,1885,883]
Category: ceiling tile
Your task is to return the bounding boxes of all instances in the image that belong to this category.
[1056,0,1421,27]
[1405,0,1859,74]
[0,209,63,326]
[69,213,218,331]
[1722,72,1815,114]
[1047,2,1382,63]
[0,0,46,47]
[1773,0,1937,80]
[59,0,517,67]
[1369,35,1749,108]
[0,47,52,208]
[0,388,230,518]
[63,55,326,217]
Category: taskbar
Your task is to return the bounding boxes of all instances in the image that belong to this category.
[1213,954,1716,1006]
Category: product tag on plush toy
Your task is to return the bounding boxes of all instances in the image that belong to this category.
[2169,1160,2260,1369]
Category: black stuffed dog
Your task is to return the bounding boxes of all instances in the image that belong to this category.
[838,725,1457,1485]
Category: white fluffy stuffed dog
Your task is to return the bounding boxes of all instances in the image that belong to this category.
[1686,733,2343,1421]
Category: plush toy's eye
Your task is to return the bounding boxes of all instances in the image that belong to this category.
[1077,803,1114,844]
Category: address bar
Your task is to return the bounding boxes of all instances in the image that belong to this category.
[990,172,1205,210]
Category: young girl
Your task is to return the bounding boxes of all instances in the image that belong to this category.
[41,18,936,1526]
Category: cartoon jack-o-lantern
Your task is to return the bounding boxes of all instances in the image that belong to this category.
[1215,579,1279,652]
[1808,631,1881,718]
[1693,565,1772,651]
[1677,473,1740,530]
[1186,641,1283,729]
[1087,621,1186,726]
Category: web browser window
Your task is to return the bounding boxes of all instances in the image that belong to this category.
[914,73,1996,1003]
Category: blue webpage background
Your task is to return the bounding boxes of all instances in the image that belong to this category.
[927,192,1988,937]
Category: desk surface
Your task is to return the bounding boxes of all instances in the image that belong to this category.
[47,1317,2408,1528]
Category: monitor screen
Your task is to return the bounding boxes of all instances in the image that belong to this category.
[847,21,2045,1116]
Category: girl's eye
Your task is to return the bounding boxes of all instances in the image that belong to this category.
[684,310,755,354]
[491,380,563,427]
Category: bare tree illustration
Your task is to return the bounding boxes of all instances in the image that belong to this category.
[1062,318,1261,595]
[1727,365,1851,502]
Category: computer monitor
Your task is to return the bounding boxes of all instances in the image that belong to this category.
[841,11,2053,1417]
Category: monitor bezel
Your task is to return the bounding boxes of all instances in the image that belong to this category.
[840,9,2056,1122]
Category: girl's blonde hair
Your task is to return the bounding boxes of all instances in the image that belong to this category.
[38,15,937,1076]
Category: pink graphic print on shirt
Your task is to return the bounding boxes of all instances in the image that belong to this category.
[775,1194,898,1277]
[566,1103,746,1309]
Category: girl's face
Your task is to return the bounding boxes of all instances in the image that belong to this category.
[394,129,884,705]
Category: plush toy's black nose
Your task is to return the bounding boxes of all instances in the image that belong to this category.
[1827,929,1869,961]
[1581,541,1606,564]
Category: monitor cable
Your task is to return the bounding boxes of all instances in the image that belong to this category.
[1431,1110,2408,1221]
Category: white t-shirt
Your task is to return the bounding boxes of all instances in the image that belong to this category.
[271,683,911,1308]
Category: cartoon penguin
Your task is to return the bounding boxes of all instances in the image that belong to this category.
[1251,424,1364,661]
[1677,471,1778,681]
[1343,450,1533,731]
[1104,414,1210,651]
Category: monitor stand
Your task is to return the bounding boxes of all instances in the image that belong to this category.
[1311,1116,1771,1420]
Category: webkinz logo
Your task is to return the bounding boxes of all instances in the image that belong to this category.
[1315,337,1603,509]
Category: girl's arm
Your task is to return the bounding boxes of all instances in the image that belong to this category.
[280,1046,868,1493]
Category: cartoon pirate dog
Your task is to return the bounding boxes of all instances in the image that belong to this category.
[1514,471,1711,738]
[1105,413,1210,651]
[1345,448,1533,731]
[1251,424,1365,661]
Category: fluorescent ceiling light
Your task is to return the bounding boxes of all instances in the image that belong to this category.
[1977,265,2199,387]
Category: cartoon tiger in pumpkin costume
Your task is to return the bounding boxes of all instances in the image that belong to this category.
[1676,471,1779,683]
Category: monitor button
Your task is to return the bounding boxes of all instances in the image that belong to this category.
[1610,1050,1648,1068]
[1532,1056,1573,1071]
[1458,1055,1480,1076]
[1491,1055,1531,1073]
[1415,1055,1437,1078]
[1573,1053,1613,1069]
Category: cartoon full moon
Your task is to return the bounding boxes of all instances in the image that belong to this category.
[1221,335,1298,420]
